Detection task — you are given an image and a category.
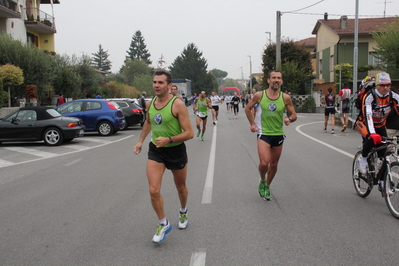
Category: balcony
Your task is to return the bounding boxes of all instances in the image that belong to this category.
[24,8,56,34]
[0,0,21,18]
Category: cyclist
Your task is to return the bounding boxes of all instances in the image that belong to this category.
[356,72,399,176]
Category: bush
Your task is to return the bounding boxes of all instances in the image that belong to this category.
[302,96,316,113]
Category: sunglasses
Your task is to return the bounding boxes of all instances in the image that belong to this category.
[378,84,391,88]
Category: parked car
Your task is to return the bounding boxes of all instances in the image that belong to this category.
[107,99,144,129]
[55,99,125,136]
[0,106,84,146]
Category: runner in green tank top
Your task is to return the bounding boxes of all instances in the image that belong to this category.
[134,69,194,243]
[194,90,212,141]
[244,70,297,201]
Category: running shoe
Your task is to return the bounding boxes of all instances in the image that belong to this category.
[341,125,347,132]
[331,129,334,134]
[213,121,216,125]
[201,136,204,141]
[358,157,367,174]
[264,185,272,201]
[258,179,266,197]
[324,128,327,133]
[152,222,172,243]
[197,130,201,137]
[178,211,188,229]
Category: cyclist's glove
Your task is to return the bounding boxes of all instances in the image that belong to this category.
[370,133,382,145]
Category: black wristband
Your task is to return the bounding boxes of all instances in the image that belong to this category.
[169,137,173,144]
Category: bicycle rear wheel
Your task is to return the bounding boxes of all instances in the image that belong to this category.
[384,161,399,219]
[352,151,372,197]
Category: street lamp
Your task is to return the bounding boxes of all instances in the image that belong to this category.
[247,55,252,91]
[265,31,271,44]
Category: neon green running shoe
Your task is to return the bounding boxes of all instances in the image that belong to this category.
[201,136,204,141]
[178,211,188,229]
[258,179,266,197]
[197,130,201,137]
[264,185,272,201]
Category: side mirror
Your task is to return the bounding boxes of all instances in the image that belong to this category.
[11,117,19,124]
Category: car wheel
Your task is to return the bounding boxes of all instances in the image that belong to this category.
[43,127,63,146]
[97,121,114,136]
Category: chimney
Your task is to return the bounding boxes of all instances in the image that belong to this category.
[340,15,348,30]
[324,12,328,21]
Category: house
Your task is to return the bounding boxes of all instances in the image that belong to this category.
[0,0,60,51]
[312,14,397,94]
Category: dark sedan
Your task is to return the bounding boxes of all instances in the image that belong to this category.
[108,99,144,129]
[0,106,84,146]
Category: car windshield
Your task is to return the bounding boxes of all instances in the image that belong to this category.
[47,109,62,118]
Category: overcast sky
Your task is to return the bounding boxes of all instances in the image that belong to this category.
[41,0,399,80]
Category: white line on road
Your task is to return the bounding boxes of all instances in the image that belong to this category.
[82,138,112,144]
[295,121,354,158]
[5,147,57,158]
[64,159,82,167]
[190,250,206,266]
[0,135,133,169]
[0,159,15,167]
[202,125,217,204]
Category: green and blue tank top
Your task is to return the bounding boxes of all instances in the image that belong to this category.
[197,97,208,117]
[148,96,182,147]
[255,90,285,136]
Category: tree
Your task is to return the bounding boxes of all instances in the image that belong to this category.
[169,43,208,94]
[262,39,313,94]
[334,63,353,90]
[281,61,309,94]
[126,30,152,65]
[372,18,399,75]
[92,44,112,73]
[52,54,82,98]
[0,34,56,101]
[0,64,24,107]
[132,74,153,96]
[122,59,152,85]
[210,68,228,86]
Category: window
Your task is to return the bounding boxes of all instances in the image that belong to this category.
[319,59,323,75]
[86,101,102,110]
[329,55,334,72]
[57,102,82,114]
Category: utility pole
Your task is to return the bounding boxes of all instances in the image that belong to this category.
[276,11,282,70]
[248,55,252,91]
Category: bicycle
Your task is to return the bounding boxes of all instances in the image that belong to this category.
[352,137,399,219]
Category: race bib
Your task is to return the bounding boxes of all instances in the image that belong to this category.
[198,112,206,118]
[234,101,238,104]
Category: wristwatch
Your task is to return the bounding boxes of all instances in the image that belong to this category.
[168,137,173,144]
[287,117,293,122]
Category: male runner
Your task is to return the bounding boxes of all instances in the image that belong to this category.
[245,70,297,201]
[134,69,194,243]
[194,91,212,141]
[210,91,222,125]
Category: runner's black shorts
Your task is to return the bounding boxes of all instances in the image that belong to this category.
[148,142,187,170]
[212,106,219,111]
[341,99,350,113]
[257,134,286,147]
[324,107,336,116]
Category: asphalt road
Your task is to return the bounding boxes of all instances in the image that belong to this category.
[1,107,399,266]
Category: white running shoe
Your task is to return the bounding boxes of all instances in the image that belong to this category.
[178,211,188,229]
[358,157,367,174]
[152,222,172,243]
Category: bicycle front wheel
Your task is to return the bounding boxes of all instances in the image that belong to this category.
[352,151,371,197]
[384,162,399,219]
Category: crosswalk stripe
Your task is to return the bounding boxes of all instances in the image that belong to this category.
[0,159,15,167]
[5,147,57,158]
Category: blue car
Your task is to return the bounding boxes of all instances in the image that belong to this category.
[55,99,125,136]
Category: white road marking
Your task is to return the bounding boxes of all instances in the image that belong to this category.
[64,159,82,166]
[5,147,57,158]
[0,135,133,169]
[190,250,206,266]
[63,145,90,151]
[0,159,15,167]
[295,121,354,158]
[82,138,112,144]
[202,125,217,204]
